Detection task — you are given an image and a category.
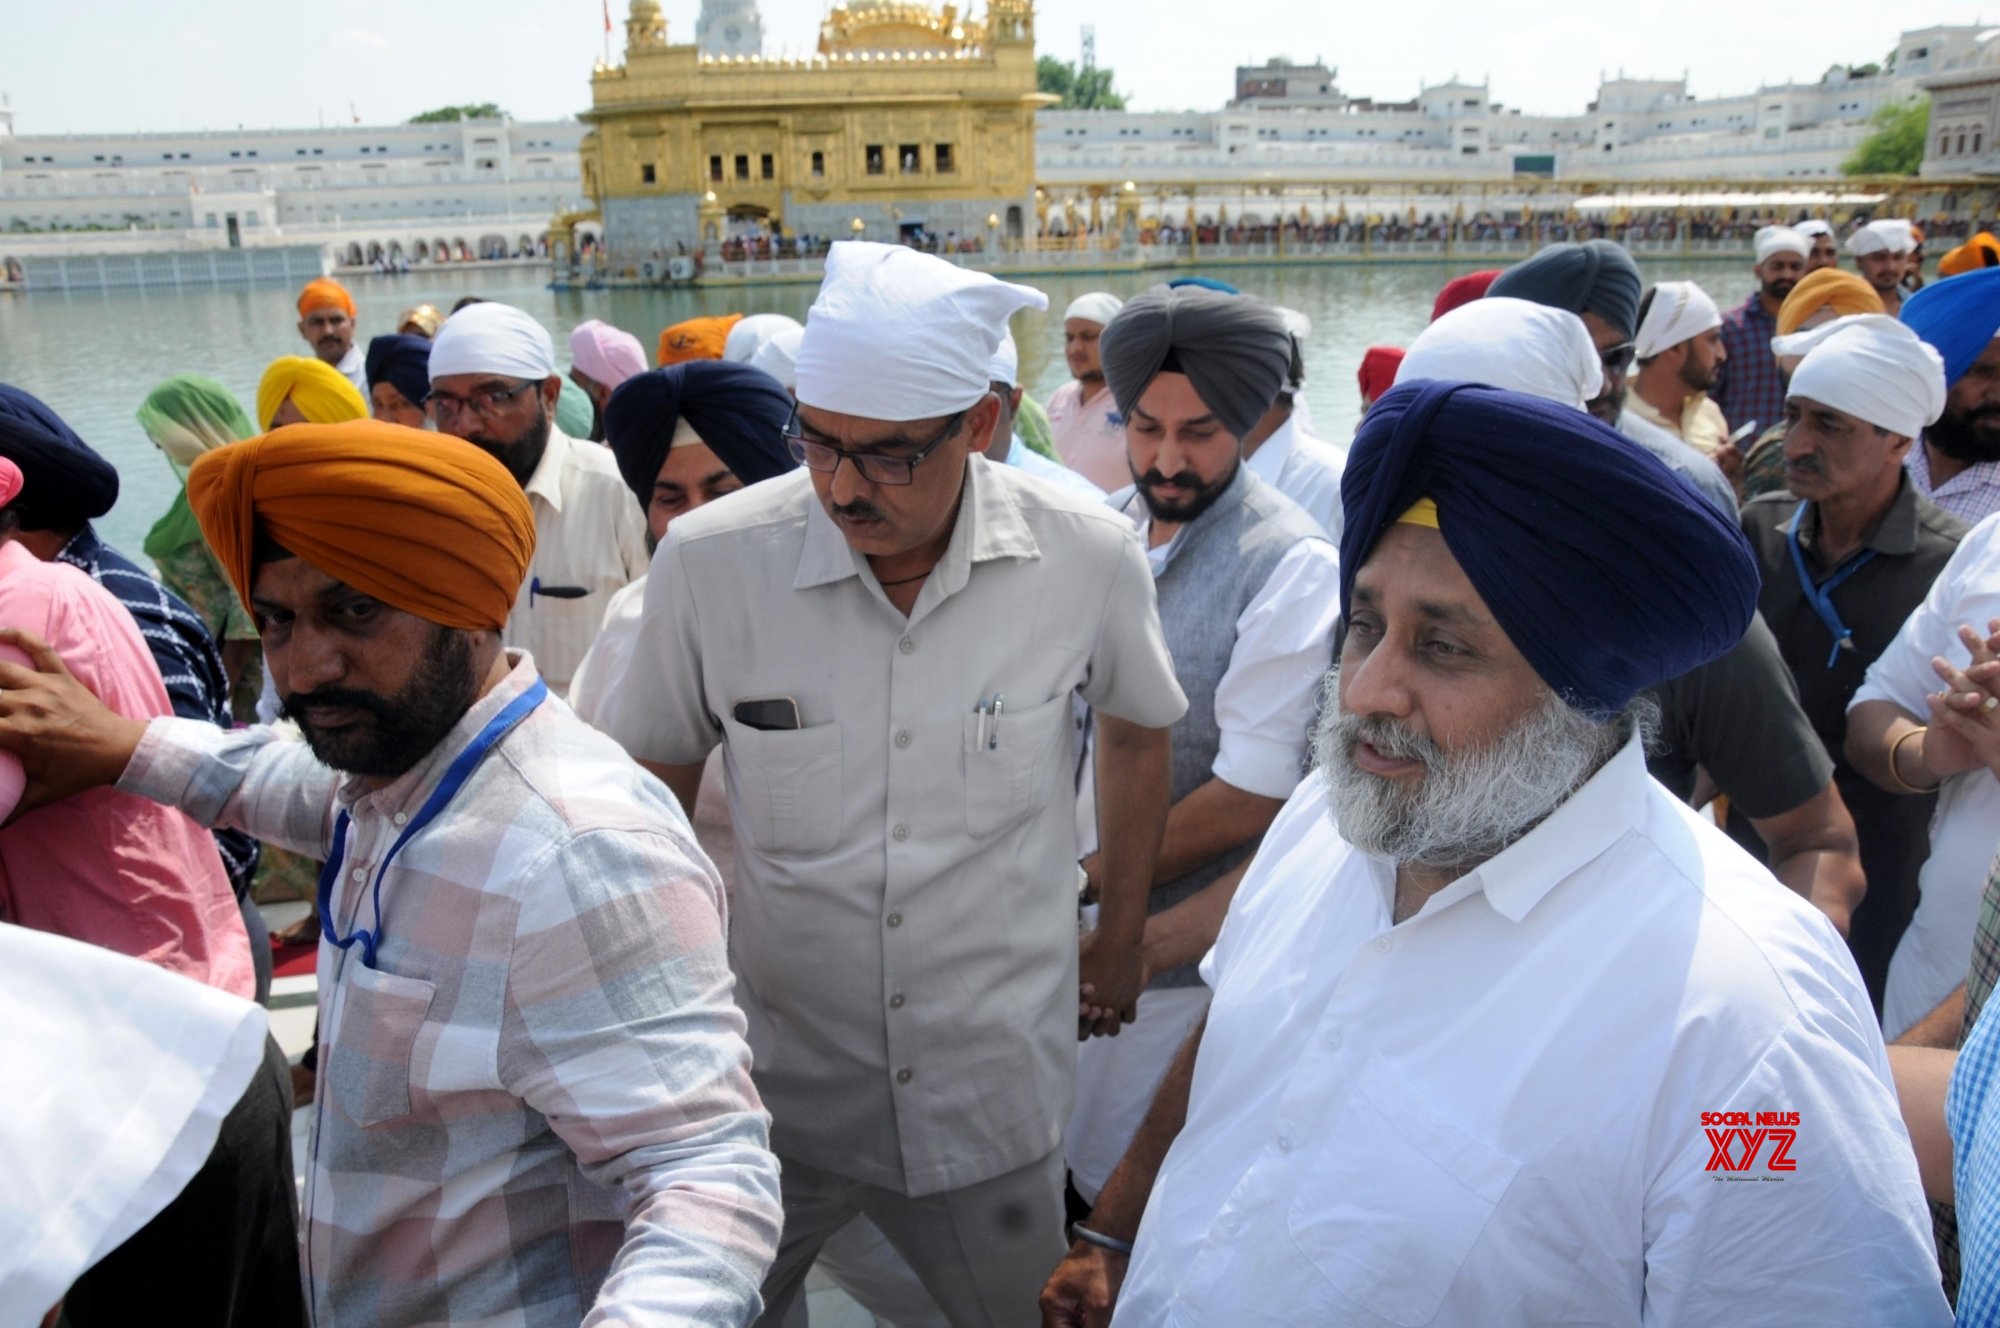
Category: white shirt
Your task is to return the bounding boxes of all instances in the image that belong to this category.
[1852,511,2000,1039]
[1243,410,1348,541]
[336,342,367,396]
[1115,742,1947,1327]
[603,459,1187,1196]
[505,427,650,695]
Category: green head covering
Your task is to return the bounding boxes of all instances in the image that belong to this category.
[556,375,596,440]
[138,376,255,563]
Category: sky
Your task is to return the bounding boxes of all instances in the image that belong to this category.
[2,2,1991,136]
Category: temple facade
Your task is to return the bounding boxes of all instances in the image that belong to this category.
[580,0,1047,259]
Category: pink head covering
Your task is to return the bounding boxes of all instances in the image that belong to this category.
[0,456,23,509]
[568,319,649,390]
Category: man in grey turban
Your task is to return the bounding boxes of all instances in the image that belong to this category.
[1067,284,1342,1211]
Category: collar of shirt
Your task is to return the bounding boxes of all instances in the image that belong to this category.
[51,524,105,577]
[1244,413,1298,488]
[1733,290,1776,328]
[335,650,541,823]
[1407,737,1656,926]
[522,425,576,514]
[1912,438,2000,496]
[1115,465,1254,578]
[792,454,1039,598]
[1796,473,1921,570]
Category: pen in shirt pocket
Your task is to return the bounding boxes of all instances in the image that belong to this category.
[975,693,1006,750]
[529,576,589,607]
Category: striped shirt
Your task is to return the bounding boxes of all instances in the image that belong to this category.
[1909,442,2000,527]
[121,653,781,1327]
[1950,851,2000,1323]
[1713,290,1785,438]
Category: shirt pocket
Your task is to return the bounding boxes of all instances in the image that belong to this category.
[328,964,437,1128]
[722,716,844,856]
[1284,1052,1520,1326]
[963,693,1070,839]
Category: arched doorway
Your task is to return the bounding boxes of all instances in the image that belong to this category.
[343,241,364,265]
[1005,205,1023,240]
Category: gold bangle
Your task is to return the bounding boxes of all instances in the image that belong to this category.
[1889,725,1941,794]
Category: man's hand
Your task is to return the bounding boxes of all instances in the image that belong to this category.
[0,627,148,813]
[1922,620,2000,782]
[1040,1240,1129,1328]
[1078,925,1143,1040]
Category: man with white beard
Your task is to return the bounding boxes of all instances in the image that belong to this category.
[1039,380,1948,1327]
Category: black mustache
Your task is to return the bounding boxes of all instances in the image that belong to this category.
[832,500,886,522]
[1139,469,1202,489]
[282,688,392,724]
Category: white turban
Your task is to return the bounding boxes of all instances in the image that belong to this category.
[795,242,1048,421]
[430,302,556,382]
[1755,227,1810,264]
[1396,297,1602,409]
[989,328,1020,386]
[1795,219,1834,239]
[1064,292,1125,326]
[748,324,804,389]
[0,924,266,1323]
[1779,314,1947,441]
[723,313,804,364]
[1635,281,1723,360]
[1848,219,1916,257]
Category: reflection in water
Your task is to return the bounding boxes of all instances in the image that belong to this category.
[0,258,1754,564]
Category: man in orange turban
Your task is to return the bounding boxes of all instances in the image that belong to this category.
[296,277,364,394]
[1941,232,2000,278]
[656,312,743,366]
[0,414,783,1324]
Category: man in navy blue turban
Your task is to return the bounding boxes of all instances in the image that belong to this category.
[363,334,433,430]
[1043,377,1946,1328]
[568,359,797,725]
[0,383,120,534]
[1901,265,2000,523]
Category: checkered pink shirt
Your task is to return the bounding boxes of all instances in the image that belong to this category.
[122,655,781,1327]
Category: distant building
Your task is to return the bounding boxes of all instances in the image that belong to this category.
[1231,59,1345,109]
[1919,26,2000,176]
[581,0,1046,258]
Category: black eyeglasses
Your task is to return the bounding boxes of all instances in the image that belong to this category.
[1600,342,1637,374]
[784,406,968,486]
[429,379,538,421]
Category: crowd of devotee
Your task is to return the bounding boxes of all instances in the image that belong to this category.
[2,196,2000,1328]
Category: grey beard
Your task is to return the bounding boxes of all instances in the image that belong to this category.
[1311,667,1644,870]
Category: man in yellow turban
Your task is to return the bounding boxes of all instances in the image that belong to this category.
[656,312,742,366]
[296,277,364,393]
[1739,271,1889,500]
[255,356,367,432]
[0,416,783,1323]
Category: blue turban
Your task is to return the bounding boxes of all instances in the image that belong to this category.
[1488,240,1644,341]
[1340,380,1759,718]
[1900,266,2000,388]
[364,335,432,409]
[1167,275,1241,295]
[0,383,119,531]
[603,361,797,505]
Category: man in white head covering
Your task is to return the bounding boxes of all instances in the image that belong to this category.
[1237,305,1349,539]
[602,241,1187,1327]
[747,323,804,389]
[1047,290,1131,489]
[430,301,649,692]
[1714,227,1811,438]
[1796,219,1839,273]
[722,312,805,366]
[986,328,1104,501]
[1739,314,1972,1026]
[1625,280,1732,458]
[1850,218,1918,315]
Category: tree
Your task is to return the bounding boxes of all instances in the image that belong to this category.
[1037,56,1127,110]
[407,103,505,124]
[1843,98,1930,175]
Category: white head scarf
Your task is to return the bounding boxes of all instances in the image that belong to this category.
[989,328,1020,387]
[1779,314,1947,440]
[1064,292,1125,326]
[429,302,556,382]
[1847,219,1917,257]
[794,242,1048,421]
[1795,219,1834,239]
[723,313,805,364]
[748,324,804,389]
[1635,281,1724,360]
[1396,297,1603,409]
[1755,227,1810,264]
[0,924,267,1324]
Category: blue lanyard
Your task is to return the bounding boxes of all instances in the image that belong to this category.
[316,679,547,968]
[1787,502,1878,669]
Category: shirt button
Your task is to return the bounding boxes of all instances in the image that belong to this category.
[887,912,903,929]
[351,867,367,883]
[894,730,911,749]
[1373,936,1393,954]
[892,823,910,841]
[1326,1030,1343,1049]
[1277,1132,1296,1152]
[889,992,906,1009]
[392,811,408,827]
[896,1066,914,1084]
[898,637,915,655]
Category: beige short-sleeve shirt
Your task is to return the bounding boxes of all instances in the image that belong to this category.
[604,459,1186,1196]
